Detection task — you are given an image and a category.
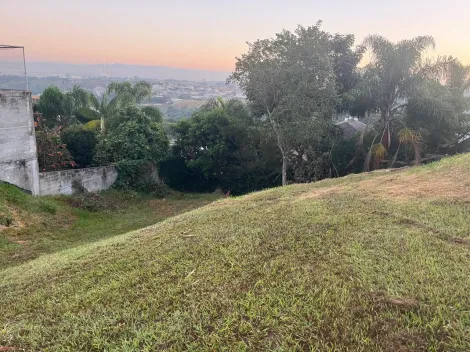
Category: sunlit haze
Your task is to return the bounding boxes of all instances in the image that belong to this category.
[4,0,470,72]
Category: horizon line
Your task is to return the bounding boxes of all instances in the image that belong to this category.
[26,60,232,74]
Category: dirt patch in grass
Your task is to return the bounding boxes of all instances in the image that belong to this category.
[381,331,427,352]
[352,170,470,202]
[369,291,420,311]
[372,318,426,351]
[449,237,470,247]
[368,294,425,352]
[297,186,342,200]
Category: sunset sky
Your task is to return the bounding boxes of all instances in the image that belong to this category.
[3,0,470,72]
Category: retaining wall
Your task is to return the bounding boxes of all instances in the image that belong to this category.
[39,166,118,195]
[0,90,40,195]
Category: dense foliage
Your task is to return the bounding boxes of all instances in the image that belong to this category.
[33,23,470,195]
[34,113,75,172]
[61,126,98,168]
[34,83,167,190]
[229,23,341,185]
[94,106,169,191]
[166,99,281,195]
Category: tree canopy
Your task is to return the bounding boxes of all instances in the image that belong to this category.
[32,23,470,195]
[230,23,355,185]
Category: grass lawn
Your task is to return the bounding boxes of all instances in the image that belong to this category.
[1,154,470,351]
[0,187,219,269]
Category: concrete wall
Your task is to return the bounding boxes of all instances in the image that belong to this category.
[39,166,118,195]
[0,90,40,195]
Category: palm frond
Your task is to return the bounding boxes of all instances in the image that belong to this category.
[89,94,100,110]
[100,94,108,114]
[83,120,101,131]
[408,36,435,51]
[398,127,422,164]
[371,143,387,169]
[363,35,394,61]
[418,56,456,81]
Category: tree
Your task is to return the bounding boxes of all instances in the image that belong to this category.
[405,60,470,153]
[36,86,66,127]
[356,35,452,168]
[85,81,153,132]
[34,113,75,172]
[230,23,339,185]
[36,85,94,128]
[107,81,152,103]
[61,126,98,168]
[95,106,168,162]
[63,85,93,119]
[141,106,164,124]
[94,106,169,190]
[330,34,365,113]
[170,100,281,194]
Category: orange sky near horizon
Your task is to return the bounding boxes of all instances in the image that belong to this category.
[3,0,470,72]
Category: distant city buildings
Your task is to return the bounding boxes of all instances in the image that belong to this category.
[29,75,245,120]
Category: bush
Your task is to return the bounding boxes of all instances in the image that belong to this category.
[61,126,98,168]
[146,183,171,198]
[94,106,169,191]
[0,213,13,227]
[35,113,75,172]
[159,156,218,193]
[94,107,169,165]
[114,160,168,195]
[38,201,57,214]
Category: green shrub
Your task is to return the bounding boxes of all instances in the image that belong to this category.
[0,213,13,227]
[159,156,218,193]
[113,160,165,194]
[38,200,57,214]
[94,106,169,191]
[146,183,171,198]
[35,113,75,172]
[61,126,98,168]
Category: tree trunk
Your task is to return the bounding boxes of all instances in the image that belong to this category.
[266,107,288,187]
[281,153,287,186]
[380,109,391,149]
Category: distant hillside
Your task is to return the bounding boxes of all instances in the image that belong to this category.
[27,62,230,82]
[1,154,470,350]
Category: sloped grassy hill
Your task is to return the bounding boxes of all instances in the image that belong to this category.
[1,155,470,351]
[0,186,216,269]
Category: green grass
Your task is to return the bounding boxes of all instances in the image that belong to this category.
[1,154,470,351]
[0,186,219,268]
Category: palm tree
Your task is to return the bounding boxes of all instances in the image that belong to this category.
[404,60,470,153]
[63,85,91,119]
[200,97,226,112]
[358,35,438,169]
[107,81,152,104]
[82,81,152,132]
